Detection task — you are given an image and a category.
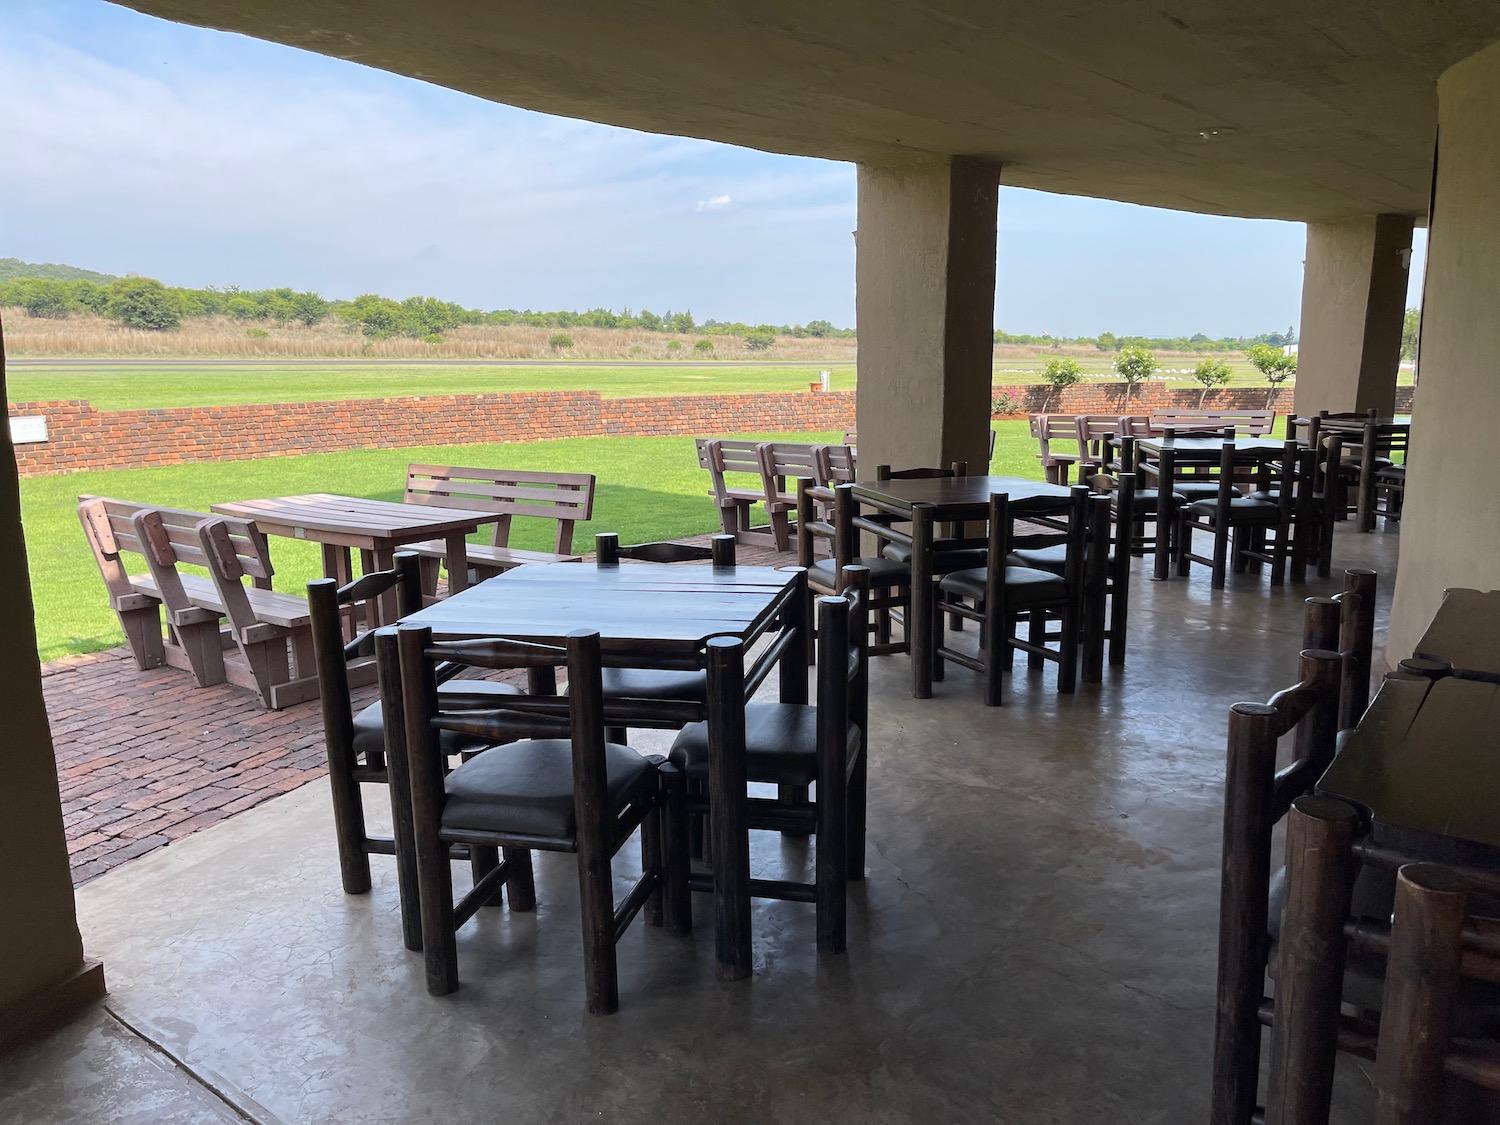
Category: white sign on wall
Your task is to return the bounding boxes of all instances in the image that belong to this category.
[10,416,48,444]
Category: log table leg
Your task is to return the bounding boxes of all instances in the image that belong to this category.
[1153,448,1177,581]
[910,504,936,699]
[445,530,471,594]
[707,637,752,981]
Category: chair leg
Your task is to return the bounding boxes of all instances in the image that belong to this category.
[417,830,460,995]
[1027,610,1046,669]
[605,725,628,746]
[470,844,503,908]
[1211,520,1230,590]
[932,593,946,682]
[815,756,849,956]
[641,805,664,926]
[575,851,620,1015]
[846,750,867,883]
[119,604,167,670]
[779,785,811,837]
[502,846,536,911]
[1177,519,1193,577]
[659,764,693,936]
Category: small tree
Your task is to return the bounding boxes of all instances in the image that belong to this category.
[1096,330,1118,352]
[23,280,70,319]
[1113,344,1157,406]
[106,277,181,331]
[1246,343,1297,407]
[549,333,573,351]
[694,338,714,354]
[743,325,777,351]
[1191,357,1233,406]
[1039,356,1083,410]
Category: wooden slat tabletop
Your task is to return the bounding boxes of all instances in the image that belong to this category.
[1319,675,1500,852]
[1134,435,1290,459]
[851,475,1072,519]
[1412,587,1500,683]
[213,494,492,544]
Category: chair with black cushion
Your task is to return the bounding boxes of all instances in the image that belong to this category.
[383,623,687,1013]
[308,552,523,946]
[872,462,988,577]
[797,478,910,657]
[934,486,1094,706]
[1176,438,1297,589]
[669,566,870,954]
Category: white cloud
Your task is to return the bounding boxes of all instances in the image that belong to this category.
[696,194,733,212]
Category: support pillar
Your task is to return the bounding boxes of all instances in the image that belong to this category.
[0,313,102,1051]
[855,156,1000,473]
[1293,214,1414,418]
[1389,39,1500,658]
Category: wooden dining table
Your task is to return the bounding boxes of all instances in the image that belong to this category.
[212,493,498,621]
[399,560,809,981]
[1130,435,1292,580]
[850,474,1074,697]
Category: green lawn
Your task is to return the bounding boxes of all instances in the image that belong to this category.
[27,422,1042,662]
[6,363,857,411]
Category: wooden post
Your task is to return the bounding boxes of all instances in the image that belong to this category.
[1108,472,1136,666]
[1302,596,1341,655]
[594,532,620,566]
[1338,569,1377,729]
[1373,864,1470,1125]
[1082,493,1111,683]
[710,533,736,567]
[910,503,936,698]
[309,577,370,896]
[1153,444,1177,581]
[374,626,425,953]
[706,636,752,980]
[1358,420,1380,532]
[1264,795,1361,1125]
[814,593,850,954]
[658,762,693,936]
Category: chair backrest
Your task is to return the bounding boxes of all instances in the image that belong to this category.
[309,552,424,725]
[1029,414,1079,466]
[192,515,278,634]
[405,465,595,553]
[815,443,857,486]
[874,461,968,480]
[79,496,222,602]
[814,565,870,789]
[695,438,767,506]
[795,477,836,571]
[1151,409,1276,435]
[594,531,736,566]
[759,442,823,498]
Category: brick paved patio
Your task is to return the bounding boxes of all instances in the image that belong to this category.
[46,535,791,886]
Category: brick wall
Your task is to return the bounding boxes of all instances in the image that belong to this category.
[6,382,1414,477]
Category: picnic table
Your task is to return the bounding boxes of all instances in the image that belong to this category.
[400,560,809,981]
[212,494,498,622]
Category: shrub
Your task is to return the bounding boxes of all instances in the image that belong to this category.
[106,277,181,331]
[1192,357,1233,405]
[628,345,643,356]
[694,338,714,353]
[245,327,269,339]
[1246,343,1297,407]
[23,280,70,319]
[666,339,682,352]
[743,325,777,351]
[549,333,573,350]
[991,392,1022,416]
[1113,345,1158,405]
[421,333,445,345]
[1039,356,1083,410]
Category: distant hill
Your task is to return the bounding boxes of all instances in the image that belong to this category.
[0,258,118,284]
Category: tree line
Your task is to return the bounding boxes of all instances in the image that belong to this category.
[994,326,1298,354]
[0,271,852,344]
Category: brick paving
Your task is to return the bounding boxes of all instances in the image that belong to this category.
[44,535,794,887]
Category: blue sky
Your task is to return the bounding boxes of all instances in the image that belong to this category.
[1,1,1426,336]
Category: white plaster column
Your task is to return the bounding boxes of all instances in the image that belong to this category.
[855,155,1000,473]
[1389,39,1500,658]
[1293,214,1414,418]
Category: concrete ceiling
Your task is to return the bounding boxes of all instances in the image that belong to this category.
[114,0,1500,222]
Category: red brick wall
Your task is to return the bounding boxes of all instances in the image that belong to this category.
[6,382,1414,477]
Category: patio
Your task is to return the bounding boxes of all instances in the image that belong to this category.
[1,523,1399,1123]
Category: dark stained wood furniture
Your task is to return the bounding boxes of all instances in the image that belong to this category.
[383,624,688,1013]
[1291,412,1411,533]
[1176,438,1298,589]
[1410,587,1500,683]
[1148,408,1276,435]
[212,493,497,619]
[397,559,808,981]
[402,464,595,588]
[850,474,1073,697]
[1029,414,1082,484]
[797,479,911,657]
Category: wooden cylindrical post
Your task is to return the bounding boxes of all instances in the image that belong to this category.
[1373,864,1469,1125]
[910,503,936,699]
[1264,795,1362,1125]
[1302,596,1341,655]
[1108,472,1135,666]
[1291,649,1342,779]
[710,533,736,567]
[706,636,752,980]
[1338,569,1377,728]
[594,532,620,566]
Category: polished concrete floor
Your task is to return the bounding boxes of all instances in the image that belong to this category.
[0,526,1402,1124]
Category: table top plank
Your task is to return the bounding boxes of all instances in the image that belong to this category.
[1413,587,1500,682]
[213,494,492,541]
[1134,435,1291,458]
[851,475,1072,518]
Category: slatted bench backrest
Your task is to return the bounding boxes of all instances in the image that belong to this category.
[404,465,596,554]
[1150,410,1275,436]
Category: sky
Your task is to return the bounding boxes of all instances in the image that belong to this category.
[0,1,1427,337]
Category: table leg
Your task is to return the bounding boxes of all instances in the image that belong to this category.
[706,637,751,981]
[322,544,356,640]
[779,569,809,705]
[444,531,471,595]
[1358,425,1378,532]
[1154,449,1176,581]
[370,548,398,625]
[910,504,936,698]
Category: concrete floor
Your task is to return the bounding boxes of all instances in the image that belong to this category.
[0,526,1402,1124]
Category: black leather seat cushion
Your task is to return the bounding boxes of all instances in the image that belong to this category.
[601,666,708,703]
[1008,545,1066,574]
[1115,488,1183,512]
[809,556,912,588]
[352,678,522,763]
[1172,480,1222,502]
[880,543,987,573]
[442,739,656,839]
[939,565,1066,607]
[1184,497,1281,523]
[669,703,861,787]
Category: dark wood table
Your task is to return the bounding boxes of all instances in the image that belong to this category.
[400,561,809,980]
[1319,674,1500,863]
[1131,436,1291,580]
[213,494,498,620]
[851,475,1073,697]
[1412,587,1500,683]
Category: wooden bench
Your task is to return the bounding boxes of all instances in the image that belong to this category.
[758,442,826,551]
[78,495,227,681]
[696,438,772,540]
[136,508,317,709]
[402,465,596,587]
[1149,409,1275,436]
[1029,414,1082,484]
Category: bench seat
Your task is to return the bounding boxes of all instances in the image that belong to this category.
[404,538,584,573]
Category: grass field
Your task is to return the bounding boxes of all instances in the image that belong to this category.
[6,363,858,410]
[26,421,1041,662]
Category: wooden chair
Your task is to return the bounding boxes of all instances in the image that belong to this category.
[1176,438,1298,589]
[933,486,1097,705]
[78,496,226,680]
[814,443,857,488]
[307,552,522,939]
[797,479,910,657]
[403,465,595,590]
[669,567,870,953]
[695,438,770,540]
[383,623,687,1013]
[1075,415,1128,475]
[757,442,823,551]
[1028,414,1081,484]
